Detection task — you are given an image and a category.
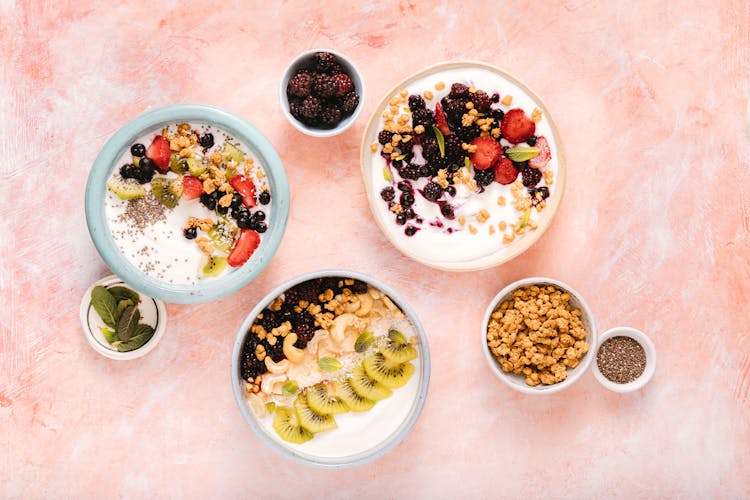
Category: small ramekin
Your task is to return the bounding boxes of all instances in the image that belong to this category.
[592,326,656,393]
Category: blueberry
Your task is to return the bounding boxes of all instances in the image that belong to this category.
[399,193,414,209]
[136,167,154,184]
[404,225,417,236]
[183,226,197,239]
[380,186,395,202]
[140,157,155,174]
[119,164,139,179]
[237,212,253,229]
[440,204,455,219]
[130,143,146,157]
[403,209,416,219]
[199,133,214,148]
[526,136,537,146]
[252,210,266,222]
[230,193,243,210]
[255,221,268,233]
[233,206,249,220]
[258,190,271,205]
[395,213,407,225]
[200,193,217,210]
[217,204,229,215]
[493,109,505,122]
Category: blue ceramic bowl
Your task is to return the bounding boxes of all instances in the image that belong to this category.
[231,270,430,469]
[85,104,290,304]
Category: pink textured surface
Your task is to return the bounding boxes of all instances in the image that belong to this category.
[2,1,749,497]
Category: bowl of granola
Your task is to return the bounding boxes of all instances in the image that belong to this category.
[361,61,565,270]
[85,104,290,304]
[482,277,597,395]
[231,270,430,468]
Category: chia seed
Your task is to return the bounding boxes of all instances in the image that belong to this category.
[597,336,647,384]
[117,194,167,229]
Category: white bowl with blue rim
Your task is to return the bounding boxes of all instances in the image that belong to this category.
[231,269,430,469]
[85,104,290,304]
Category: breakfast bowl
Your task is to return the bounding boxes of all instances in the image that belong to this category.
[231,270,430,468]
[361,61,565,271]
[592,326,656,393]
[279,49,365,137]
[85,104,290,304]
[481,277,597,395]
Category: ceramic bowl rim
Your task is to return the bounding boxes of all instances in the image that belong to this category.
[591,326,656,393]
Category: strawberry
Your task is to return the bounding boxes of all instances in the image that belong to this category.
[227,229,260,267]
[145,135,171,173]
[434,102,451,136]
[494,157,518,185]
[229,174,256,207]
[501,108,536,144]
[182,175,203,199]
[528,135,551,169]
[469,136,502,170]
[333,73,353,97]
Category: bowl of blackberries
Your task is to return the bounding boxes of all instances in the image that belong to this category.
[280,49,365,137]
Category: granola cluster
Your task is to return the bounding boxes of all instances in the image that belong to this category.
[486,285,589,386]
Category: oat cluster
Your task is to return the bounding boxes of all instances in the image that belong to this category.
[486,285,589,386]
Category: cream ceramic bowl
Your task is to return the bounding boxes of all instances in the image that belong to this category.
[592,326,656,393]
[481,277,597,395]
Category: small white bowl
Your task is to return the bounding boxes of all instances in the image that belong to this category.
[80,274,167,360]
[481,277,597,395]
[279,49,365,137]
[592,327,656,393]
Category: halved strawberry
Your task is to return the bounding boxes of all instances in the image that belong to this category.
[229,174,256,207]
[434,102,451,136]
[182,175,203,199]
[469,136,502,170]
[494,157,518,185]
[146,135,171,173]
[501,109,536,144]
[227,229,260,267]
[528,136,551,169]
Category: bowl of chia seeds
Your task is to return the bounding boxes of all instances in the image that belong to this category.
[592,326,656,393]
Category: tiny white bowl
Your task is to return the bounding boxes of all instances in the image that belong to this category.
[279,49,365,137]
[80,274,167,360]
[481,277,597,395]
[592,327,656,393]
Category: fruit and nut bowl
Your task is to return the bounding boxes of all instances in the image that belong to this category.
[231,271,430,468]
[85,104,289,303]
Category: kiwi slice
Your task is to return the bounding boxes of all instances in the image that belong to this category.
[294,393,337,434]
[222,143,245,165]
[363,353,415,389]
[169,153,182,172]
[335,379,375,412]
[306,381,349,415]
[272,406,313,444]
[186,157,207,177]
[151,176,182,209]
[348,365,392,401]
[106,174,146,200]
[380,329,418,364]
[208,219,237,253]
[201,255,227,277]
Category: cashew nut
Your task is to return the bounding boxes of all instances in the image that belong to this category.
[261,373,287,395]
[305,329,329,357]
[283,333,305,364]
[264,356,289,374]
[381,296,403,317]
[330,313,358,346]
[343,298,361,314]
[355,293,373,317]
[368,288,382,300]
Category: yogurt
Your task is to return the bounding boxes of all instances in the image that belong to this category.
[367,66,560,265]
[105,123,270,285]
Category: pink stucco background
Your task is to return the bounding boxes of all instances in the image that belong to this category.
[1,1,749,497]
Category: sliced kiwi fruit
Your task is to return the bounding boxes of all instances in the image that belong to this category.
[335,379,375,412]
[201,255,227,277]
[151,176,182,209]
[294,393,337,434]
[272,406,313,444]
[106,174,146,200]
[363,353,415,389]
[169,153,183,173]
[186,157,207,177]
[208,219,237,253]
[348,365,392,401]
[222,143,245,165]
[306,381,349,415]
[380,329,418,364]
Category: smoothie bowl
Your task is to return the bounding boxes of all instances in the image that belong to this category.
[231,270,430,468]
[85,104,290,303]
[361,61,565,271]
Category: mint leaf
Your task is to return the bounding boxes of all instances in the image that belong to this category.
[382,166,393,182]
[91,286,117,328]
[282,380,298,396]
[354,331,375,353]
[99,327,117,344]
[464,156,472,173]
[107,286,141,305]
[116,299,134,322]
[112,323,155,352]
[433,126,445,158]
[318,357,342,372]
[506,146,540,162]
[116,306,140,341]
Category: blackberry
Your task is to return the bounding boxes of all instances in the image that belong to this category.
[396,213,407,225]
[321,277,345,296]
[444,135,463,160]
[521,167,542,188]
[411,108,435,129]
[378,130,394,145]
[471,90,492,112]
[332,73,353,96]
[512,160,529,170]
[258,190,271,205]
[380,186,395,202]
[422,182,443,202]
[183,226,197,239]
[318,105,342,127]
[526,136,538,146]
[396,138,413,156]
[199,133,215,148]
[261,338,284,363]
[285,279,322,305]
[529,186,550,206]
[295,323,315,344]
[300,96,321,120]
[289,98,304,121]
[313,51,338,73]
[399,164,423,180]
[447,163,461,174]
[397,181,412,192]
[449,83,470,99]
[200,192,217,210]
[348,279,369,294]
[474,167,494,187]
[399,192,415,209]
[421,136,441,164]
[440,203,455,219]
[408,94,426,110]
[255,308,279,333]
[403,208,416,219]
[341,92,359,115]
[444,99,467,126]
[455,124,480,143]
[130,143,146,157]
[287,71,313,98]
[312,74,337,98]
